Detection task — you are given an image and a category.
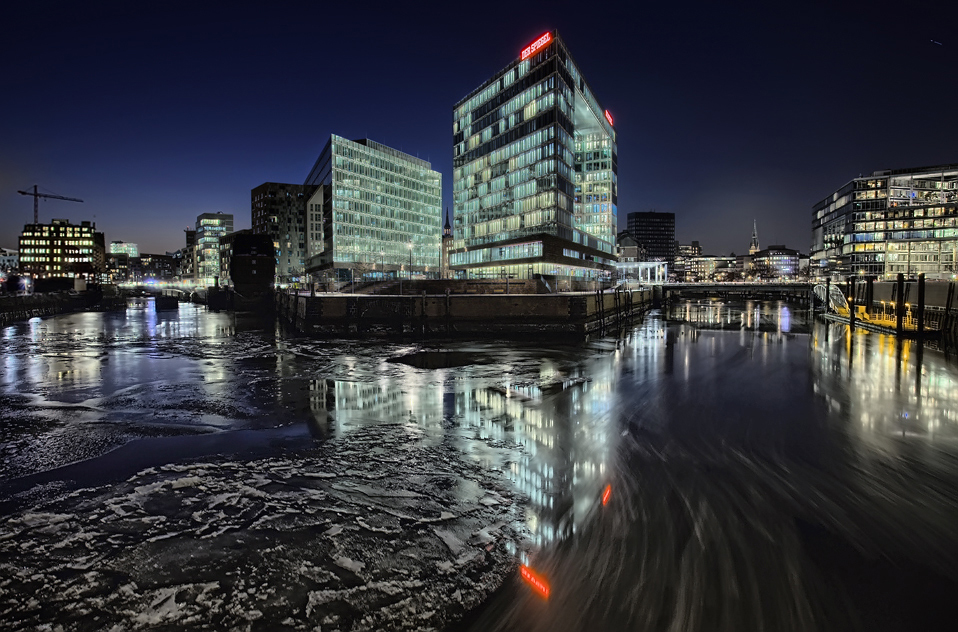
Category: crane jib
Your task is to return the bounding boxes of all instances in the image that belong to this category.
[17,185,83,224]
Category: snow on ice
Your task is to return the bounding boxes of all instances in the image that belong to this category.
[0,423,528,631]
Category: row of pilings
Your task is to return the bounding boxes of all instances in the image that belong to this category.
[825,273,958,343]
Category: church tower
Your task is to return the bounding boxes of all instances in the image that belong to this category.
[749,220,760,255]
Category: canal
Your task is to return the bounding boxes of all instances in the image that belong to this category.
[0,299,955,631]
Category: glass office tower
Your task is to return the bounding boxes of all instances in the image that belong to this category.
[304,135,442,282]
[452,31,617,283]
[195,212,233,286]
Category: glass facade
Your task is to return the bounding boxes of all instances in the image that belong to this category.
[304,135,442,281]
[195,212,233,286]
[452,31,617,280]
[812,164,958,279]
[109,241,139,258]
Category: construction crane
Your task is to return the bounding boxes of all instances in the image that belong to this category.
[17,185,83,224]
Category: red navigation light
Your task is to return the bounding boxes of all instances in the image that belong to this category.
[604,110,614,126]
[520,564,551,599]
[602,484,612,506]
[520,32,553,61]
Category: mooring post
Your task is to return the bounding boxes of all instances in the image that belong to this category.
[896,273,905,337]
[848,277,856,329]
[917,273,925,340]
[945,282,956,342]
[865,275,874,317]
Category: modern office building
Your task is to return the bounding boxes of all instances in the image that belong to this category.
[251,183,317,286]
[811,163,958,279]
[304,135,442,283]
[752,245,799,279]
[628,211,675,267]
[18,218,104,280]
[451,31,617,285]
[109,241,139,258]
[194,212,233,286]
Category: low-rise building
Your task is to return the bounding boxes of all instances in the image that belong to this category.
[687,255,736,282]
[752,245,799,279]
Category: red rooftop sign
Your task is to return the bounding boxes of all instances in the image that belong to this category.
[605,110,614,126]
[520,32,553,61]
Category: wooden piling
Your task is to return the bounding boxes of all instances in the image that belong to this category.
[896,273,905,337]
[917,273,925,340]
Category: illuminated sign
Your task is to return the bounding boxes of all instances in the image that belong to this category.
[602,484,612,506]
[520,32,553,61]
[604,110,614,126]
[520,565,551,599]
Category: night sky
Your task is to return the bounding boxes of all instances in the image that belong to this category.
[3,0,956,257]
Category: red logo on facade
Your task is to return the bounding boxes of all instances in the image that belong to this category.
[604,110,614,126]
[520,32,553,61]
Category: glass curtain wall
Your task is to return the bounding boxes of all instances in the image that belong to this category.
[452,31,617,280]
[305,135,442,281]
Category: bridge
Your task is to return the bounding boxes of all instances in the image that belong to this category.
[662,282,813,305]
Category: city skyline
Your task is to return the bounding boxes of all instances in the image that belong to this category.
[2,1,956,257]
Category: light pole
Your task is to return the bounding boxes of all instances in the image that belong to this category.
[408,242,413,280]
[380,250,385,280]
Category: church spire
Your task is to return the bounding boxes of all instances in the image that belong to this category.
[749,220,760,255]
[443,207,451,237]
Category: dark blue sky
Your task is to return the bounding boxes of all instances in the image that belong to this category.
[2,0,956,256]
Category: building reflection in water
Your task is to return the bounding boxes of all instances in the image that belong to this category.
[306,356,620,554]
[0,302,240,406]
[672,299,805,335]
[812,322,958,446]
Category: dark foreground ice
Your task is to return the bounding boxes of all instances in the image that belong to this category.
[1,300,957,631]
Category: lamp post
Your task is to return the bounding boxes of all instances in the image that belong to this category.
[380,250,385,280]
[408,242,413,280]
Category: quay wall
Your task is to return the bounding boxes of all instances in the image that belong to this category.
[277,289,652,338]
[0,293,87,327]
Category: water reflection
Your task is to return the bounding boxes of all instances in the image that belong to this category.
[3,299,958,631]
[670,298,808,334]
[306,358,619,553]
[812,323,958,445]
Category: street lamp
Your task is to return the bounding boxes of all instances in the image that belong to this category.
[407,242,413,280]
[380,250,385,280]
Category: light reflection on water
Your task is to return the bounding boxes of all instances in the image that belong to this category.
[3,299,958,630]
